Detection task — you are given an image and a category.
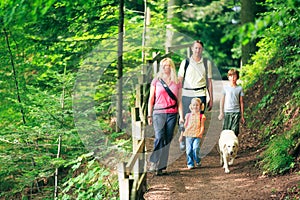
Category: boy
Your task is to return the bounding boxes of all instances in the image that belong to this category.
[218,69,245,136]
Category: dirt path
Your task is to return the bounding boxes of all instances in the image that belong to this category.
[143,80,299,200]
[144,146,298,200]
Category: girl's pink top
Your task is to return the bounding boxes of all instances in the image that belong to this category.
[183,113,206,138]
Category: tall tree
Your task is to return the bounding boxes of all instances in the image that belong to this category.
[241,0,257,66]
[116,0,124,132]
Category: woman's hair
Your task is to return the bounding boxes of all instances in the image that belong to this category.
[157,57,179,84]
[228,68,239,79]
[189,97,204,111]
[192,40,204,48]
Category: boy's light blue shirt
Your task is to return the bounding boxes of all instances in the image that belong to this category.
[223,85,244,113]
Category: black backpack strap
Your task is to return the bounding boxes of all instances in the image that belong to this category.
[182,59,189,88]
[203,58,209,89]
[159,78,177,102]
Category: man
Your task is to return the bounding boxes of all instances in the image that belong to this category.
[178,40,213,117]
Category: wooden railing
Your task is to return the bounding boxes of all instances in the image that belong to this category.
[117,59,152,200]
[117,52,174,199]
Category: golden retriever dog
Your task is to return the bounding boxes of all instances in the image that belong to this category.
[218,130,239,173]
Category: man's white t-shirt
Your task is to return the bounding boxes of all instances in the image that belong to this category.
[178,57,212,97]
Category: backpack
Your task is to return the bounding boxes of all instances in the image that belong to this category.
[182,58,209,90]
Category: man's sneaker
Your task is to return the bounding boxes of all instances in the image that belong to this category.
[149,162,157,172]
[196,162,201,167]
[156,169,163,176]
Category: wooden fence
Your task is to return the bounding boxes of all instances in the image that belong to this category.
[118,52,173,199]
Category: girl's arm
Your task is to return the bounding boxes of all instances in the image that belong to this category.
[184,113,189,128]
[198,115,206,138]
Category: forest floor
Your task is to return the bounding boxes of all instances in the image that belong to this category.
[143,80,299,200]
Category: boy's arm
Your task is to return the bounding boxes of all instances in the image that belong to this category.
[218,95,225,120]
[240,95,245,124]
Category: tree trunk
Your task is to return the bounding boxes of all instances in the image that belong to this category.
[3,28,26,124]
[166,0,181,52]
[241,0,257,66]
[116,0,124,132]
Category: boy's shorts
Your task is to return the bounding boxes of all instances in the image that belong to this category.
[223,112,240,136]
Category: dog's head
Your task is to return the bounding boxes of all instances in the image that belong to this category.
[224,141,238,156]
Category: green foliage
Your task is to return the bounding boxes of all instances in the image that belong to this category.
[241,0,299,175]
[61,153,119,199]
[241,37,277,89]
[260,132,295,175]
[172,0,241,76]
[0,0,123,198]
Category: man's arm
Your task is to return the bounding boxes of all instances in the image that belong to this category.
[207,78,213,111]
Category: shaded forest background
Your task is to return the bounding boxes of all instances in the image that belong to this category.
[0,0,299,199]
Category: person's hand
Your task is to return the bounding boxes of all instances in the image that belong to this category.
[241,116,245,124]
[147,116,153,125]
[218,113,224,120]
[207,101,213,111]
[179,118,184,124]
[178,133,183,142]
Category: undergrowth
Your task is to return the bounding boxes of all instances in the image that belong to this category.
[240,0,300,176]
[61,152,119,200]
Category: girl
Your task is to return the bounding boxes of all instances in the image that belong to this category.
[179,98,206,169]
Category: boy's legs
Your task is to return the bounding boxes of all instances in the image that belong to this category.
[223,112,241,136]
[231,112,240,136]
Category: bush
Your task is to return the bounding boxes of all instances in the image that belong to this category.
[260,133,295,175]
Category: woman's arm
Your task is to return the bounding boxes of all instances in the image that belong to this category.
[177,87,184,124]
[147,84,156,125]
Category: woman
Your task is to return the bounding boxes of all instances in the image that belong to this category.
[147,57,184,175]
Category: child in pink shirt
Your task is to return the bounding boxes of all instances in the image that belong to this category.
[179,98,206,169]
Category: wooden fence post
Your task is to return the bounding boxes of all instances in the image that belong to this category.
[118,162,130,199]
